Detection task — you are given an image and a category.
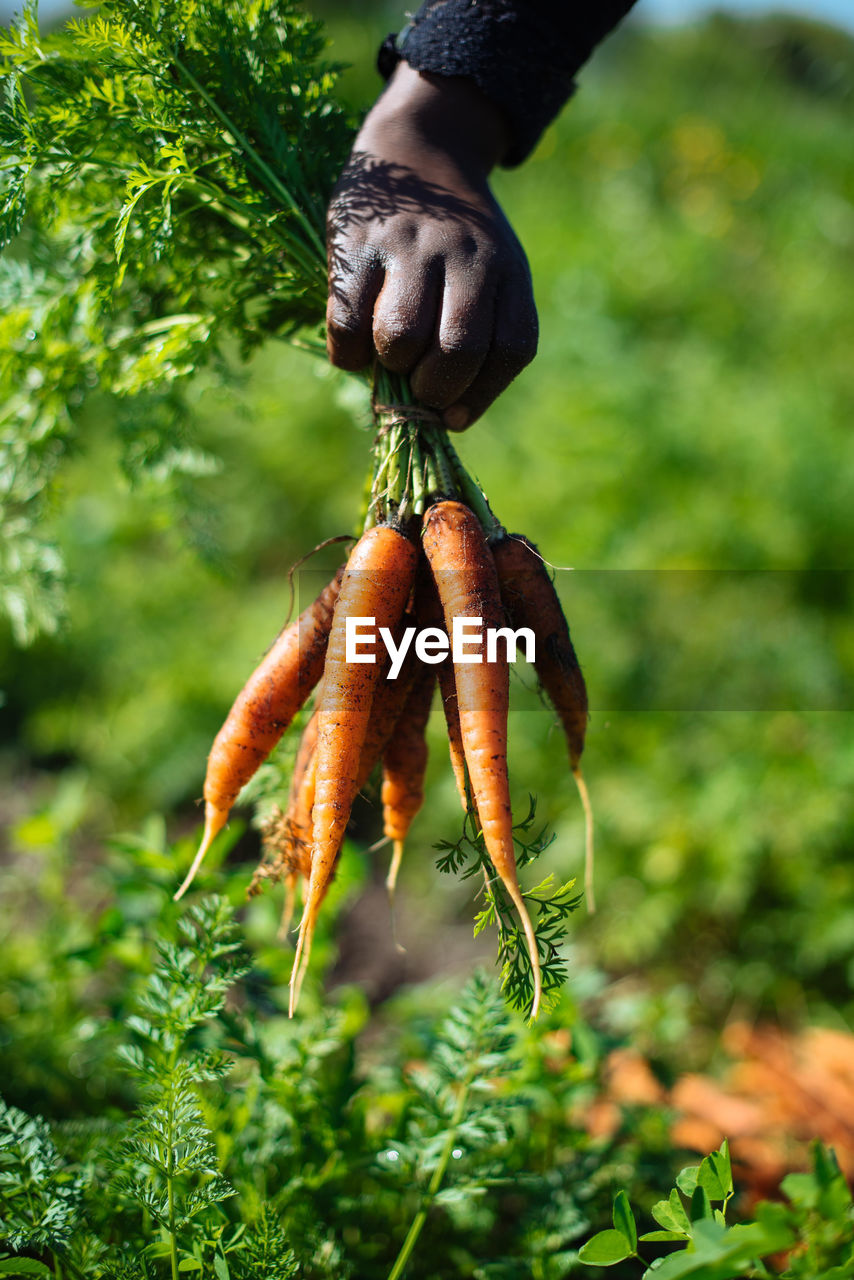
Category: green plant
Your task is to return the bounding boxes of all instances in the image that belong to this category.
[0,1099,82,1265]
[435,797,582,1018]
[1,0,352,641]
[579,1140,854,1278]
[113,897,249,1279]
[0,866,601,1279]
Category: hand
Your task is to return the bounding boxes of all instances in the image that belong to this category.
[326,64,538,430]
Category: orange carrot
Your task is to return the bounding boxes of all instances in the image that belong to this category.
[297,629,422,958]
[250,799,310,939]
[176,569,343,900]
[271,738,320,938]
[414,563,467,811]
[381,662,436,900]
[290,524,418,1013]
[249,708,319,900]
[353,618,418,793]
[491,533,587,768]
[422,501,543,1017]
[491,533,595,910]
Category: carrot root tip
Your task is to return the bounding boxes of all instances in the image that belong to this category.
[386,840,407,953]
[288,906,316,1018]
[573,768,595,916]
[278,872,298,940]
[386,839,405,899]
[174,805,228,901]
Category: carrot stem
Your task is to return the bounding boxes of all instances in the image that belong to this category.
[386,1055,475,1280]
[425,427,457,498]
[440,437,504,539]
[410,433,425,514]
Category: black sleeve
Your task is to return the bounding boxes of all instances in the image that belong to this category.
[378,0,639,166]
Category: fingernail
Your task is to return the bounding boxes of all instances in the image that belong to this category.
[443,405,470,432]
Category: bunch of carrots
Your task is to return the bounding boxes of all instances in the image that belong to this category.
[176,378,590,1019]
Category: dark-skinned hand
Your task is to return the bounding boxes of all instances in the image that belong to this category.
[326,63,538,430]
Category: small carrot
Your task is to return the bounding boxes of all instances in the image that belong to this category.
[279,752,319,935]
[290,523,418,1014]
[422,500,543,1018]
[414,563,467,811]
[176,569,343,900]
[289,628,422,971]
[491,533,594,910]
[250,802,309,939]
[353,618,419,793]
[381,662,436,903]
[259,632,418,982]
[248,707,319,935]
[491,533,587,768]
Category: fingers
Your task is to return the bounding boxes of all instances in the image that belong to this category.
[326,227,538,422]
[372,261,441,374]
[442,270,538,429]
[326,253,383,372]
[410,264,496,410]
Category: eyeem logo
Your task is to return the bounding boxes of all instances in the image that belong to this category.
[345,617,535,679]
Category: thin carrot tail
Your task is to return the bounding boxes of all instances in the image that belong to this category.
[288,906,311,1019]
[174,802,228,901]
[289,901,317,1018]
[278,870,299,940]
[386,839,405,899]
[386,839,406,954]
[573,767,595,915]
[503,879,543,1021]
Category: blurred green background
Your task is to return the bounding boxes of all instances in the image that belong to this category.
[2,4,854,1066]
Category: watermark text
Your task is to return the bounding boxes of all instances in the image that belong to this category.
[345,616,535,678]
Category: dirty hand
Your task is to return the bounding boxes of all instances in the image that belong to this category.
[326,63,538,430]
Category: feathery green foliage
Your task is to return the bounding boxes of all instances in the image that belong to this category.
[382,970,519,1279]
[0,870,582,1279]
[0,0,353,640]
[1,851,852,1279]
[0,1099,82,1254]
[436,798,582,1018]
[113,898,249,1275]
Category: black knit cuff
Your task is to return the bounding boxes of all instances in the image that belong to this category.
[378,2,577,166]
[378,1,638,167]
[377,31,404,83]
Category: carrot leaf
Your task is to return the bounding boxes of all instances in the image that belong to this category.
[435,800,582,1018]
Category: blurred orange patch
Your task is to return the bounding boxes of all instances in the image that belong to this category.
[590,1023,854,1198]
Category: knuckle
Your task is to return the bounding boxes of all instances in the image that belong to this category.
[439,310,489,358]
[374,325,418,368]
[326,310,369,370]
[326,306,362,342]
[440,331,489,363]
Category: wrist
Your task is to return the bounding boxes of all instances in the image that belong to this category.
[358,63,509,176]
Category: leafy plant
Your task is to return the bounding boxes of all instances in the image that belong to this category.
[1,0,353,640]
[436,797,582,1018]
[380,970,518,1279]
[113,896,249,1278]
[578,1140,854,1278]
[0,1099,82,1257]
[0,864,596,1279]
